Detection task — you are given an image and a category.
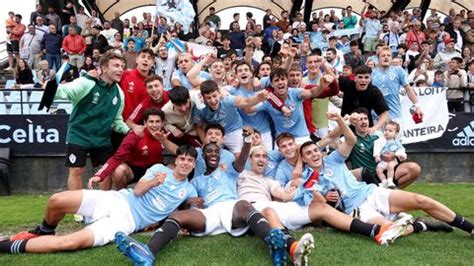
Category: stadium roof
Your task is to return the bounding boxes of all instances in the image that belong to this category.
[95,0,473,21]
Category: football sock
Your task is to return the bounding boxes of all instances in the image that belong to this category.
[411,220,428,233]
[147,218,180,255]
[246,209,271,240]
[448,214,473,234]
[350,219,381,238]
[281,228,296,254]
[0,239,29,254]
[37,219,57,234]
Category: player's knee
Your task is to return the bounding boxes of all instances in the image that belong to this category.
[409,163,421,177]
[48,192,68,210]
[413,194,435,209]
[261,207,274,218]
[69,168,85,178]
[234,200,254,215]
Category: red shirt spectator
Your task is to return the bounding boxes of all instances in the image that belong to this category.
[405,22,426,48]
[11,20,26,41]
[62,30,86,54]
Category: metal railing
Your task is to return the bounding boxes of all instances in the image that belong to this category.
[0,88,72,115]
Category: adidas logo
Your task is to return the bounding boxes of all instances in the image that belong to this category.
[452,121,474,146]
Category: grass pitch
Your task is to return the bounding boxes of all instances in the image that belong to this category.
[0,183,473,265]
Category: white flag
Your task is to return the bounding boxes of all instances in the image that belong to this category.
[156,0,195,33]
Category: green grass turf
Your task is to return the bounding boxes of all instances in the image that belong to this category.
[0,183,473,265]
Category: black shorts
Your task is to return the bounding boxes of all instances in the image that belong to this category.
[361,164,401,186]
[7,40,19,54]
[65,144,114,167]
[129,164,148,184]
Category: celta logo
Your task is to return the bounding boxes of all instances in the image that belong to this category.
[0,124,59,144]
[452,121,474,147]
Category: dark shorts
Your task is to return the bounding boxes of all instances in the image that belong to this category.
[65,144,114,168]
[128,164,148,184]
[361,164,401,186]
[7,40,19,54]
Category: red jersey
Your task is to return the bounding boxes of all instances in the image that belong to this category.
[95,129,163,181]
[120,69,149,119]
[128,91,170,124]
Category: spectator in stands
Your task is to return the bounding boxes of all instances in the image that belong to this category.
[263,9,272,30]
[34,16,49,37]
[123,18,132,39]
[90,10,102,27]
[88,108,166,190]
[434,37,462,72]
[342,6,358,29]
[171,53,211,90]
[276,10,290,33]
[405,20,425,48]
[6,14,26,72]
[344,40,366,70]
[446,17,466,53]
[30,4,44,25]
[153,41,176,90]
[62,16,82,37]
[88,25,109,55]
[113,32,124,51]
[135,22,149,39]
[59,54,79,83]
[36,60,55,86]
[123,39,138,70]
[245,12,256,35]
[228,22,246,57]
[19,24,42,70]
[462,47,473,66]
[45,7,61,31]
[203,7,221,30]
[75,6,89,30]
[61,1,75,25]
[15,58,34,86]
[41,24,62,71]
[445,57,468,112]
[383,22,401,56]
[408,57,434,86]
[111,12,124,36]
[62,26,86,68]
[80,56,96,72]
[101,21,119,46]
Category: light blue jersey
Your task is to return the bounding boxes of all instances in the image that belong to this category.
[381,139,403,154]
[191,165,240,208]
[258,88,309,138]
[230,86,271,134]
[120,164,197,230]
[274,160,295,187]
[194,147,235,178]
[172,69,211,90]
[371,66,408,119]
[294,151,376,213]
[244,150,283,179]
[193,95,243,134]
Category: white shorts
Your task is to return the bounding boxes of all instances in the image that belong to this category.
[192,200,249,237]
[357,187,396,223]
[252,201,311,230]
[261,131,273,150]
[224,129,244,154]
[377,159,399,170]
[77,190,136,247]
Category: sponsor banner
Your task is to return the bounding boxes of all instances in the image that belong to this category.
[406,112,474,152]
[400,87,449,144]
[0,115,68,156]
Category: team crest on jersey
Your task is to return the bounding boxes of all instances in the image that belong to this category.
[178,189,186,199]
[112,96,118,105]
[142,145,149,156]
[390,144,398,151]
[69,153,76,164]
[389,73,396,81]
[325,168,333,177]
[128,81,135,93]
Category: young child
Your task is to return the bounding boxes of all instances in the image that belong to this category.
[432,70,445,87]
[373,121,407,189]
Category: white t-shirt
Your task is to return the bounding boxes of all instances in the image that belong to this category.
[237,170,281,202]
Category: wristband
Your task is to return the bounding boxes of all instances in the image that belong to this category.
[244,135,253,143]
[413,103,420,108]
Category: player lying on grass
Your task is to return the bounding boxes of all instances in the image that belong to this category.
[0,145,199,254]
[238,144,414,246]
[114,127,315,266]
[295,112,473,243]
